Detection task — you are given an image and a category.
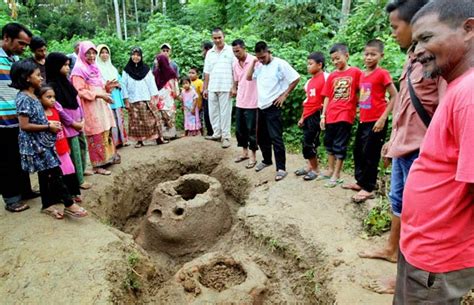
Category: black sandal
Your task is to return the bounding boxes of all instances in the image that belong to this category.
[5,202,30,213]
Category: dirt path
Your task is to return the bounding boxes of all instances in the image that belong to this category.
[0,137,394,304]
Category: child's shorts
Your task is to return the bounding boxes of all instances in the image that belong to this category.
[302,111,321,160]
[324,121,352,160]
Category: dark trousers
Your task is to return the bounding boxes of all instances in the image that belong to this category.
[202,98,213,136]
[37,166,73,209]
[323,122,352,160]
[302,111,321,160]
[63,173,81,197]
[0,127,33,206]
[235,107,258,151]
[257,105,286,171]
[354,121,387,192]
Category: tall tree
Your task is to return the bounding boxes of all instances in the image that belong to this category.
[113,0,123,39]
[122,0,128,40]
[134,0,140,35]
[341,0,352,24]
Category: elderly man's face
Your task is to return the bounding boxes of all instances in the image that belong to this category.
[412,13,469,80]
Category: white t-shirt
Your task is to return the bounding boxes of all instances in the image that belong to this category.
[203,45,234,92]
[253,57,300,109]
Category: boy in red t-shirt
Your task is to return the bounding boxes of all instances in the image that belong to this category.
[345,39,398,202]
[320,43,362,187]
[295,52,328,180]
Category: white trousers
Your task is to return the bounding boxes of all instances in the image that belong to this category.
[208,91,232,139]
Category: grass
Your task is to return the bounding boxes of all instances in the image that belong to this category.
[123,251,142,293]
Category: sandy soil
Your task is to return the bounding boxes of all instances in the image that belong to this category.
[0,137,396,304]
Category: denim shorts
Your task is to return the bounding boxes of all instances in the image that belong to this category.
[389,151,419,217]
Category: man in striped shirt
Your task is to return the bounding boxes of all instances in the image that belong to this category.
[1,22,38,213]
[202,27,235,149]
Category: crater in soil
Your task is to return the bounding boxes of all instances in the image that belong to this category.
[85,140,336,304]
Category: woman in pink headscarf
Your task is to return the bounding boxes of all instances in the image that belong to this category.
[71,41,119,175]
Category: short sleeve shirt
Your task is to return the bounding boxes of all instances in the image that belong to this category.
[302,72,328,119]
[358,67,392,123]
[321,67,362,124]
[233,54,259,109]
[203,45,234,92]
[253,57,300,110]
[400,68,474,273]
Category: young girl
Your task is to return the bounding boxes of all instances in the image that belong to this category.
[180,77,201,136]
[11,60,87,219]
[38,85,82,203]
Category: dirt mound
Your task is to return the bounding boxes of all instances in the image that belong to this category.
[199,261,247,291]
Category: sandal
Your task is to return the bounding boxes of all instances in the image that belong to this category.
[134,142,144,148]
[294,168,309,176]
[245,161,257,169]
[275,170,288,182]
[255,162,271,172]
[41,206,64,219]
[84,169,94,176]
[112,155,121,165]
[316,174,331,181]
[324,178,344,188]
[156,138,169,145]
[5,202,30,213]
[352,193,376,203]
[303,171,319,181]
[341,183,362,191]
[234,155,249,163]
[80,181,92,190]
[73,196,82,203]
[93,168,112,175]
[64,206,88,218]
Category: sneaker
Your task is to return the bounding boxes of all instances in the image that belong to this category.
[221,138,231,148]
[205,135,221,141]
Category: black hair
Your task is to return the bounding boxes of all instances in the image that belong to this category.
[386,0,429,23]
[231,39,246,48]
[189,67,199,73]
[202,41,213,50]
[412,0,473,28]
[30,36,47,51]
[1,22,33,40]
[365,39,385,53]
[181,76,191,84]
[330,43,349,54]
[212,27,224,35]
[36,85,55,99]
[9,59,39,90]
[307,52,326,69]
[254,41,269,53]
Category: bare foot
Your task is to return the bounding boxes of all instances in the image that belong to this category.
[363,277,396,294]
[358,247,398,263]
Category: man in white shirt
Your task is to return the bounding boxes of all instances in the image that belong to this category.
[202,27,234,148]
[247,41,300,181]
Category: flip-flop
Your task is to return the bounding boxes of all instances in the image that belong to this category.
[324,178,344,188]
[93,168,112,175]
[245,161,257,169]
[234,155,249,163]
[294,168,308,176]
[352,193,376,203]
[134,142,144,148]
[341,183,362,191]
[5,202,30,213]
[316,174,331,181]
[41,207,64,219]
[255,162,271,172]
[303,171,319,181]
[275,170,288,181]
[64,206,88,218]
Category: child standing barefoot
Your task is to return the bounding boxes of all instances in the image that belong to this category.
[180,77,201,136]
[11,60,87,219]
[39,86,82,203]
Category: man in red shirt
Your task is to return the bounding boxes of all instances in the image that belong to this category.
[393,0,474,303]
[295,52,328,181]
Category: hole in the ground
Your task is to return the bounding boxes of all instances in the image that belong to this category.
[173,207,184,216]
[152,209,162,217]
[174,179,209,200]
[198,261,247,292]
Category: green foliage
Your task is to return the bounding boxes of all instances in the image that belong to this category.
[363,196,392,236]
[123,251,141,293]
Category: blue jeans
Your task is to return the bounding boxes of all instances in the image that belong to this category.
[389,151,419,217]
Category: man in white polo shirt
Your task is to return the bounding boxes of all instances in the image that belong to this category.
[202,27,234,148]
[247,41,300,181]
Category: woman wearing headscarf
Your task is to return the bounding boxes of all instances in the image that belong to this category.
[70,41,119,175]
[154,54,179,140]
[122,47,164,148]
[45,52,92,189]
[96,44,128,148]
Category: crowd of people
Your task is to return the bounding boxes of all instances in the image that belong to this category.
[0,0,473,303]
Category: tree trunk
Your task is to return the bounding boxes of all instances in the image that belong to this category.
[134,0,141,35]
[162,0,166,16]
[113,0,122,40]
[122,0,128,40]
[341,0,352,24]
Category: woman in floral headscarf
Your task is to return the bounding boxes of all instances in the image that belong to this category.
[96,44,128,148]
[70,41,119,175]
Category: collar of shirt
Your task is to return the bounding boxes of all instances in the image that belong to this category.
[210,44,230,55]
[0,47,19,63]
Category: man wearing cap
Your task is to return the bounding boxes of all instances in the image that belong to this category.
[202,27,235,149]
[160,43,180,78]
